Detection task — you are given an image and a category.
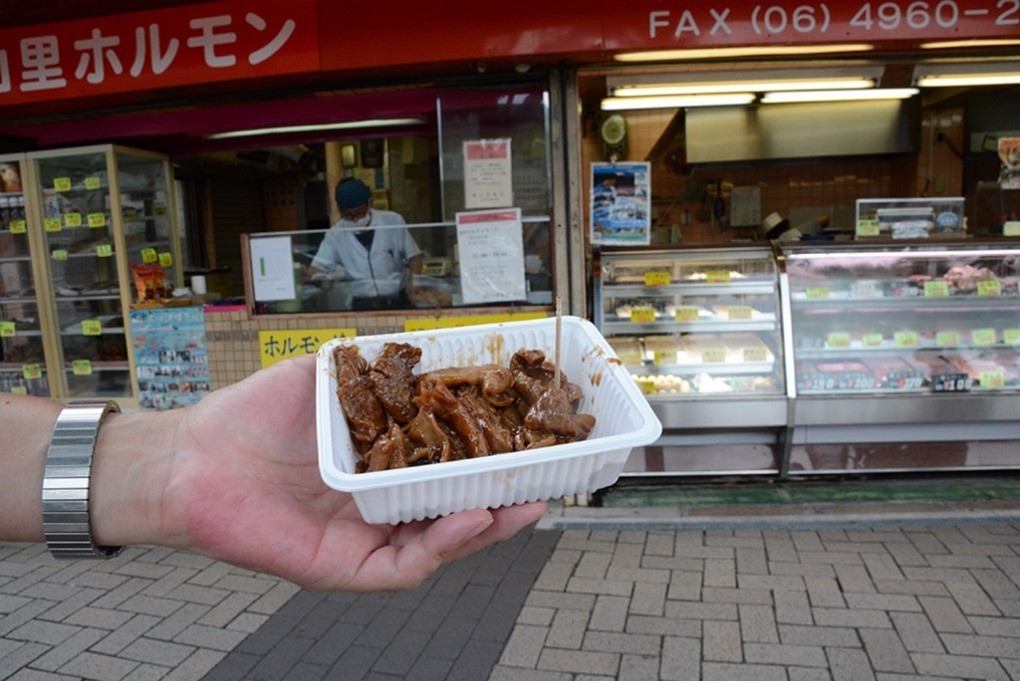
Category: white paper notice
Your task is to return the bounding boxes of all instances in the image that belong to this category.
[456,208,526,305]
[249,236,296,302]
[464,138,512,209]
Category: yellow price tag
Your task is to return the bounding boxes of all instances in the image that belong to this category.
[158,252,174,267]
[22,364,42,380]
[9,219,26,234]
[97,244,113,258]
[10,385,27,395]
[81,320,102,336]
[727,306,752,321]
[635,377,655,395]
[52,249,68,261]
[64,212,82,227]
[702,348,726,363]
[653,351,673,366]
[72,359,93,376]
[87,213,106,228]
[856,219,881,236]
[44,218,62,232]
[980,371,1006,390]
[141,248,158,264]
[827,332,851,349]
[0,321,15,337]
[644,271,671,287]
[977,280,1001,296]
[937,331,959,347]
[53,177,72,192]
[971,328,996,346]
[630,307,656,323]
[705,270,731,284]
[84,176,101,190]
[894,331,918,348]
[674,307,699,322]
[862,333,884,348]
[1004,329,1020,346]
[806,287,830,300]
[924,280,949,297]
[743,346,768,363]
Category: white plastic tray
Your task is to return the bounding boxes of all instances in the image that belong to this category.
[316,316,662,524]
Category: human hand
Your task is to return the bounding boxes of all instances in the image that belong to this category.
[92,355,546,592]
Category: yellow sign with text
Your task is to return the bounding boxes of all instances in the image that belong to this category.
[259,328,356,368]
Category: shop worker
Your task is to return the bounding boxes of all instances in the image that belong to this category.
[308,178,423,310]
[0,354,547,592]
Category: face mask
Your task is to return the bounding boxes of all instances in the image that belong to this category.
[345,210,372,232]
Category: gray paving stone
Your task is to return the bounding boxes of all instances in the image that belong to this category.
[705,587,772,605]
[834,564,877,594]
[703,662,788,681]
[805,577,845,608]
[812,607,892,629]
[862,553,906,581]
[280,661,327,681]
[92,615,161,656]
[667,570,702,601]
[889,612,944,653]
[118,637,195,667]
[872,579,948,597]
[969,614,1020,637]
[704,559,736,588]
[743,642,828,667]
[26,628,106,672]
[537,648,619,676]
[827,647,877,681]
[524,591,595,612]
[917,596,973,633]
[517,606,555,627]
[859,627,915,673]
[740,603,779,643]
[143,604,210,641]
[209,576,274,595]
[660,636,700,681]
[574,552,612,580]
[736,547,769,575]
[788,668,833,681]
[162,649,225,681]
[910,652,1008,680]
[941,632,1020,659]
[171,624,246,652]
[629,582,666,617]
[664,600,738,621]
[246,633,314,681]
[626,614,702,637]
[703,620,741,662]
[588,595,628,631]
[943,577,1000,616]
[6,669,83,681]
[401,655,454,681]
[6,621,79,646]
[618,653,659,681]
[544,608,588,649]
[499,624,548,668]
[645,532,675,557]
[445,638,503,681]
[566,577,633,597]
[779,624,861,647]
[844,593,921,612]
[321,645,381,681]
[58,651,140,681]
[0,596,31,615]
[247,582,300,616]
[0,642,49,677]
[775,589,813,625]
[582,631,660,656]
[195,593,258,629]
[0,600,57,637]
[118,595,185,618]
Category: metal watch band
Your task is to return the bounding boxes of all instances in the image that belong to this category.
[43,402,124,559]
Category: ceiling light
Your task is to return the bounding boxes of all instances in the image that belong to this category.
[914,61,1020,87]
[761,88,919,103]
[614,44,874,62]
[601,93,755,111]
[613,77,876,97]
[205,118,425,140]
[920,39,1020,49]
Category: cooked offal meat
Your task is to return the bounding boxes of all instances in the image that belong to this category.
[333,343,596,473]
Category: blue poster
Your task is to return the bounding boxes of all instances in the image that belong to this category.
[130,306,211,410]
[591,162,651,246]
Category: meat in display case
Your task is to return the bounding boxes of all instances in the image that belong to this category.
[595,248,787,435]
[783,241,1020,475]
[784,243,1020,395]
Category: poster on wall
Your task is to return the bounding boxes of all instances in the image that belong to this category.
[464,138,513,209]
[456,208,526,304]
[130,306,211,410]
[591,162,651,246]
[250,235,296,302]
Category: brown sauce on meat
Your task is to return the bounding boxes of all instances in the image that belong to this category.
[335,343,596,473]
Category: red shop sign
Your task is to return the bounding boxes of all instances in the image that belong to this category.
[0,0,319,107]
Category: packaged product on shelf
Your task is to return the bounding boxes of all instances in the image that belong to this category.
[634,373,690,394]
[861,356,926,390]
[814,360,877,390]
[950,355,1018,388]
[607,337,644,365]
[906,354,971,392]
[130,263,167,302]
[644,335,683,365]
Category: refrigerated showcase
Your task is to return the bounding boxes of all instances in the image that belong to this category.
[594,247,790,475]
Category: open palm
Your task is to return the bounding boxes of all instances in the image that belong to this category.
[159,354,546,591]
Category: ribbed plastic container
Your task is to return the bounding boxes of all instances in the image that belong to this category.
[316,316,662,524]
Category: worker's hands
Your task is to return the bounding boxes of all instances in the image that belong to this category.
[104,355,546,592]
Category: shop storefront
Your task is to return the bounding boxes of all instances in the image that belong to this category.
[1,1,1018,477]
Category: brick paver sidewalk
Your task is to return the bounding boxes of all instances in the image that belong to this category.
[493,524,1020,681]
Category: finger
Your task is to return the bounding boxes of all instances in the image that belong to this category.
[442,501,548,562]
[348,510,494,591]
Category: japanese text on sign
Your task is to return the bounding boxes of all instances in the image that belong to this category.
[0,0,318,106]
[259,328,355,368]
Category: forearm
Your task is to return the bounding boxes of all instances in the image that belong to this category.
[0,395,62,542]
[0,395,179,549]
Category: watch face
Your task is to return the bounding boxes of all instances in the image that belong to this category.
[600,114,627,146]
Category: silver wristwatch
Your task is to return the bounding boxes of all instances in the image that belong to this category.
[43,402,124,559]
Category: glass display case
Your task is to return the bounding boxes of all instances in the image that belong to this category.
[595,248,788,432]
[783,241,1020,474]
[0,154,50,396]
[26,146,181,404]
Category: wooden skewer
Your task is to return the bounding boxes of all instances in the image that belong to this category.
[554,296,562,390]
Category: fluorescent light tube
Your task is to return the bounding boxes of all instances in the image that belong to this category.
[916,73,1020,87]
[920,39,1020,49]
[601,93,756,110]
[614,44,873,62]
[761,88,918,103]
[613,77,875,97]
[206,118,424,140]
